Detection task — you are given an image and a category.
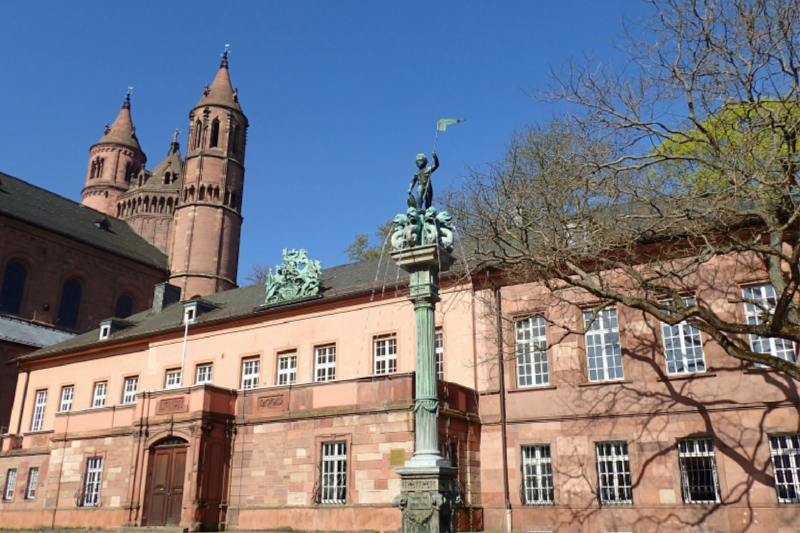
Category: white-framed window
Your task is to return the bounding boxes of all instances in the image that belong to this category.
[241,358,260,389]
[596,441,633,504]
[521,445,554,504]
[25,467,39,500]
[122,377,138,404]
[196,364,213,384]
[31,390,47,431]
[184,305,196,324]
[3,469,16,501]
[516,316,549,387]
[165,369,182,389]
[80,457,103,507]
[92,382,107,407]
[321,441,347,504]
[769,434,800,503]
[315,345,336,382]
[277,353,297,385]
[59,386,73,412]
[584,309,623,382]
[678,438,720,504]
[661,298,706,375]
[742,285,797,363]
[435,330,445,381]
[374,334,397,375]
[99,324,111,340]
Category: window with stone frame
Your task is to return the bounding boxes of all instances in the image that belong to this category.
[3,469,16,501]
[769,434,800,504]
[241,358,260,389]
[315,345,336,382]
[595,441,633,504]
[79,457,103,507]
[56,279,82,330]
[521,445,554,505]
[584,309,623,383]
[516,316,549,387]
[435,330,445,381]
[196,363,213,385]
[742,285,797,364]
[30,390,47,431]
[25,467,39,500]
[320,441,347,504]
[373,334,397,375]
[276,352,297,385]
[0,261,27,315]
[165,369,182,389]
[92,382,107,407]
[678,438,721,504]
[122,377,138,404]
[59,385,73,412]
[661,298,706,375]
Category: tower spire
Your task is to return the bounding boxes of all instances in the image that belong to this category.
[221,44,230,69]
[123,87,133,109]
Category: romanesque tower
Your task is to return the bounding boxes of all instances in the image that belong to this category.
[81,93,147,215]
[169,51,248,298]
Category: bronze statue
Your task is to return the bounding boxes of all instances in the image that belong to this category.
[407,151,439,210]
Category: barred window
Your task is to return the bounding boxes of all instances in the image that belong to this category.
[122,377,138,404]
[59,386,73,412]
[31,390,47,431]
[196,364,213,384]
[769,434,800,503]
[678,438,721,504]
[374,334,397,375]
[92,382,107,407]
[315,345,336,382]
[241,358,260,389]
[596,441,633,504]
[661,298,705,375]
[743,285,797,364]
[516,317,549,387]
[165,369,182,389]
[3,469,16,501]
[521,445,554,504]
[277,353,297,385]
[25,467,39,500]
[81,457,103,507]
[321,441,347,504]
[435,330,445,381]
[584,309,623,382]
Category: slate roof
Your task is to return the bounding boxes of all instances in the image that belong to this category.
[13,255,415,363]
[0,314,76,348]
[0,171,169,271]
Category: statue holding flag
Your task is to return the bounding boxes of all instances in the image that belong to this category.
[406,119,465,210]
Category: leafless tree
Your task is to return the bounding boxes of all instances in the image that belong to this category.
[446,0,800,380]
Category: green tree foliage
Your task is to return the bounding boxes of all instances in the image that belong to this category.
[344,219,395,262]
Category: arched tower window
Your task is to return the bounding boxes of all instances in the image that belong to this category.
[0,262,27,315]
[57,279,82,329]
[167,198,174,212]
[115,295,134,319]
[210,119,220,148]
[236,127,244,156]
[230,126,238,156]
[194,120,203,150]
[164,172,172,185]
[199,186,206,201]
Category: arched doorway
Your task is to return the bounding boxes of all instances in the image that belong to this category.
[144,436,188,526]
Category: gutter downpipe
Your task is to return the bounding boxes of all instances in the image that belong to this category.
[494,282,512,532]
[15,362,30,436]
[180,311,189,385]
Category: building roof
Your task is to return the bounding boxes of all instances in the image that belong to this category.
[95,94,142,151]
[137,145,183,191]
[0,314,76,348]
[195,53,242,112]
[0,171,169,271]
[13,255,415,363]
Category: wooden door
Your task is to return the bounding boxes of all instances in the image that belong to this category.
[145,445,188,526]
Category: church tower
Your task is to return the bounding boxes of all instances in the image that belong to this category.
[81,92,147,215]
[169,51,248,298]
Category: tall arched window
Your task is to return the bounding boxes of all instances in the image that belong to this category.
[231,126,239,156]
[0,262,27,315]
[209,119,220,148]
[164,172,172,185]
[194,120,203,150]
[56,279,82,329]
[115,295,134,319]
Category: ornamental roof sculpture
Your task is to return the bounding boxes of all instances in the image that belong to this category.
[264,248,322,304]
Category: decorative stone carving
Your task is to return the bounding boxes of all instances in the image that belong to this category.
[156,397,187,415]
[254,392,289,413]
[391,207,454,254]
[263,248,322,304]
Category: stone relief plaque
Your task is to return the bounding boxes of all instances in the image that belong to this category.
[254,393,289,413]
[156,397,187,415]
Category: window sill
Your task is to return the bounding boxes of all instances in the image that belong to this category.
[665,372,716,381]
[21,429,54,437]
[578,380,633,388]
[508,385,557,393]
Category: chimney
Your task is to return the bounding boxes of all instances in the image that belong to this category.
[152,283,181,314]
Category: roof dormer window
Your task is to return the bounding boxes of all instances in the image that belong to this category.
[99,324,111,340]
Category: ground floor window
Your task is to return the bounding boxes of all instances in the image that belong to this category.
[3,469,16,500]
[521,445,554,504]
[25,467,39,500]
[320,441,347,504]
[769,434,800,503]
[678,438,720,504]
[596,441,633,504]
[79,457,104,507]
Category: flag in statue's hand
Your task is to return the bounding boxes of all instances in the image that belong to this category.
[437,119,465,131]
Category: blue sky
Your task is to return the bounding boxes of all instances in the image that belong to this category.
[0,1,652,281]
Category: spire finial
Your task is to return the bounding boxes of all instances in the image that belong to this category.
[168,128,181,156]
[123,87,133,109]
[173,129,180,144]
[221,44,230,68]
